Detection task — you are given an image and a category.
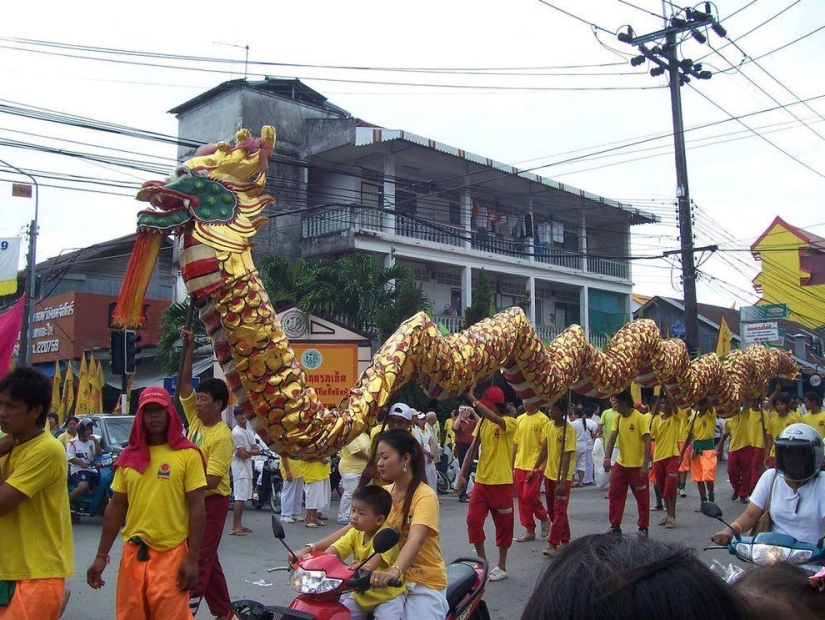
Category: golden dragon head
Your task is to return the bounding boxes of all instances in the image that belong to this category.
[112,127,277,328]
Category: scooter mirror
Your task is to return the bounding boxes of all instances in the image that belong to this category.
[373,528,400,554]
[271,514,286,540]
[700,501,723,519]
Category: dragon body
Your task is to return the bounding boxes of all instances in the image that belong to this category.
[113,127,798,459]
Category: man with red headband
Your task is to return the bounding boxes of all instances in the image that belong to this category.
[86,387,206,619]
[457,386,516,583]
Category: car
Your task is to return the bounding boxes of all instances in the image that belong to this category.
[57,414,135,458]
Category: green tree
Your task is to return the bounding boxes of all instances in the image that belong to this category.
[464,269,494,328]
[155,299,208,375]
[375,271,432,341]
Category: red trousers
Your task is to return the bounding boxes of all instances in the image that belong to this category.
[544,478,572,546]
[514,468,548,532]
[727,447,751,498]
[192,494,231,616]
[749,447,765,493]
[466,483,514,548]
[608,464,649,529]
[652,456,679,500]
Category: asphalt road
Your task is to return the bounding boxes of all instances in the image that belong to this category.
[60,466,744,620]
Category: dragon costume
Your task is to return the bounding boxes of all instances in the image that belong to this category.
[113,127,798,459]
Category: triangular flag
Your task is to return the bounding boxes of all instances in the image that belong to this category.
[716,316,733,358]
[76,352,90,415]
[59,361,74,420]
[89,356,105,412]
[50,360,62,414]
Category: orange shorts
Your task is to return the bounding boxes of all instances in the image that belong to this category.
[0,577,64,620]
[116,540,193,620]
[678,442,692,473]
[690,448,717,482]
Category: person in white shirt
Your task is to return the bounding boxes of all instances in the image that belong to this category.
[67,418,101,503]
[572,408,598,486]
[414,412,438,492]
[230,407,260,535]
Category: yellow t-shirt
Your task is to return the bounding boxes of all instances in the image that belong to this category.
[0,433,74,580]
[474,416,517,485]
[385,483,447,589]
[330,526,405,610]
[803,411,825,438]
[338,434,371,475]
[766,411,803,456]
[303,459,331,485]
[690,410,716,442]
[543,422,576,481]
[611,410,651,468]
[651,414,680,461]
[280,455,305,479]
[727,414,750,452]
[444,418,455,449]
[58,431,76,448]
[111,444,206,551]
[514,412,550,471]
[181,391,234,497]
[744,408,768,448]
[677,408,691,442]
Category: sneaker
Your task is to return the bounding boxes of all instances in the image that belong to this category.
[281,516,296,524]
[638,528,649,541]
[458,495,470,503]
[294,516,305,522]
[740,497,749,504]
[664,517,676,529]
[516,532,536,543]
[680,491,687,498]
[730,492,739,501]
[542,545,558,558]
[606,526,622,535]
[658,516,669,526]
[540,517,551,539]
[337,519,350,525]
[653,504,664,511]
[489,566,508,582]
[252,492,259,502]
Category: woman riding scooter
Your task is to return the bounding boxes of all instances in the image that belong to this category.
[713,423,825,546]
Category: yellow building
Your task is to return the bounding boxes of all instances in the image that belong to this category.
[751,216,825,329]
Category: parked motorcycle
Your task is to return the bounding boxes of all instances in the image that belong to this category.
[230,515,491,620]
[252,447,283,514]
[68,453,115,520]
[701,501,825,582]
[436,444,459,495]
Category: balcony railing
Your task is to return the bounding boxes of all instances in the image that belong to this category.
[302,206,628,279]
[536,324,563,342]
[433,314,464,334]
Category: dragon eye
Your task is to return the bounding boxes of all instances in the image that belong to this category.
[171,166,191,180]
[192,168,210,178]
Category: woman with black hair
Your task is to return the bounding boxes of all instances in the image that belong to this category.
[520,534,750,620]
[370,429,448,618]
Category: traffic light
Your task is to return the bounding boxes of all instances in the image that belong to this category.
[125,330,142,375]
[110,331,125,375]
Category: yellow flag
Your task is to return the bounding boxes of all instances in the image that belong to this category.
[90,356,105,412]
[50,360,62,414]
[716,316,733,358]
[76,353,90,415]
[59,361,74,420]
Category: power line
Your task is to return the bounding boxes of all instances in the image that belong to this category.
[536,1,616,34]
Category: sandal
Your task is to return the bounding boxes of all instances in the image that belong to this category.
[230,530,248,536]
[241,527,253,533]
[305,522,319,528]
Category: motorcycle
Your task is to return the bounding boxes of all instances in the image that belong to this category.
[701,501,825,581]
[252,447,283,514]
[436,444,459,495]
[68,453,115,520]
[230,515,491,620]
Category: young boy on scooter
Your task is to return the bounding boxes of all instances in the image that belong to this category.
[295,485,406,620]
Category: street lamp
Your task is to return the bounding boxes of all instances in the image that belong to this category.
[0,157,39,366]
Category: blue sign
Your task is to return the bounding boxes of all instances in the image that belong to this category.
[163,376,199,394]
[670,321,687,339]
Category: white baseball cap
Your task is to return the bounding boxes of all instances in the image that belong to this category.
[388,403,413,421]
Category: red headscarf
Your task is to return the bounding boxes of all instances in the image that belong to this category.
[116,386,200,473]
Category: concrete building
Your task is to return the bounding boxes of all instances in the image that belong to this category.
[169,78,658,345]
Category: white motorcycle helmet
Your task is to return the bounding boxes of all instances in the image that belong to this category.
[774,423,824,483]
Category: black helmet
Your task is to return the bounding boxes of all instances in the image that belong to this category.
[775,423,824,483]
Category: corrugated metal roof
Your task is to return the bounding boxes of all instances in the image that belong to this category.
[355,127,658,225]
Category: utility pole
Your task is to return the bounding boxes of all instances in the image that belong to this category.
[618,4,725,357]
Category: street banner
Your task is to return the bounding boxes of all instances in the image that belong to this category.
[0,238,21,295]
[715,316,733,358]
[0,295,25,377]
[11,183,32,198]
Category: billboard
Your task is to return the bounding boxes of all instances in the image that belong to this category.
[292,342,359,407]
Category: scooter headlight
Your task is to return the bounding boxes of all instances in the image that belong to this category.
[788,549,814,564]
[743,543,792,565]
[291,568,343,594]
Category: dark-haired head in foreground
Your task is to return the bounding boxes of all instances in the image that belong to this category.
[733,561,825,620]
[520,534,750,620]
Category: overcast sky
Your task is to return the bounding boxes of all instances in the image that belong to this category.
[1,0,823,312]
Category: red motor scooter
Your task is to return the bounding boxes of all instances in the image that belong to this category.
[230,515,491,620]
